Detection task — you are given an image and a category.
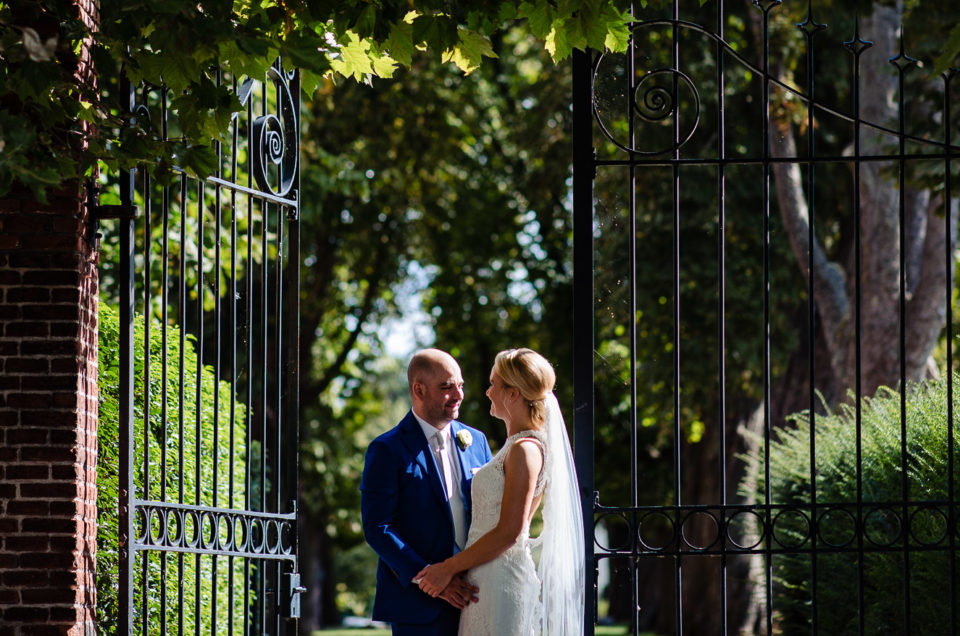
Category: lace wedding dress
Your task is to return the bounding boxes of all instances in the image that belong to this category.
[458,430,547,636]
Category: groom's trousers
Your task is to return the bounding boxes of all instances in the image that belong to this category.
[391,602,460,636]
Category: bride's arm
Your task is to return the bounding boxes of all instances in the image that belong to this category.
[415,439,543,597]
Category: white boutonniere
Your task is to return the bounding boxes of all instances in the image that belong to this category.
[456,429,472,451]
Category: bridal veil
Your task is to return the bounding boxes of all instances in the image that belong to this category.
[535,392,584,634]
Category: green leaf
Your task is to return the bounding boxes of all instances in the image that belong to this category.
[281,30,329,75]
[579,8,609,51]
[219,38,276,80]
[370,49,398,78]
[518,1,554,39]
[934,22,960,76]
[178,143,219,180]
[545,20,573,62]
[384,19,415,67]
[412,14,458,56]
[497,2,518,23]
[353,4,377,39]
[564,13,589,51]
[602,6,632,52]
[444,27,497,74]
[329,31,374,81]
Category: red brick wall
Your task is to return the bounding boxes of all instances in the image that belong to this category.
[0,187,99,634]
[0,1,101,633]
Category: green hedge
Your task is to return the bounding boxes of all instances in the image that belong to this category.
[97,304,249,633]
[752,375,960,633]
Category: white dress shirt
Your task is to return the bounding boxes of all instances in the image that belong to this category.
[413,412,468,550]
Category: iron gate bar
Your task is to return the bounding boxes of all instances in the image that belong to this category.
[159,83,170,636]
[628,8,641,630]
[668,5,681,633]
[205,177,298,206]
[894,41,913,633]
[228,73,239,636]
[947,69,958,636]
[760,5,774,635]
[118,74,136,634]
[280,67,302,622]
[800,4,824,632]
[212,66,222,626]
[244,85,254,636]
[715,0,729,629]
[571,46,597,636]
[142,144,152,632]
[847,21,869,636]
[669,4,684,632]
[178,169,188,635]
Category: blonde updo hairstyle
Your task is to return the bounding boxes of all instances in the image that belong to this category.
[493,348,556,427]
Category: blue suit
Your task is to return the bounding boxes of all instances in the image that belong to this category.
[361,411,493,634]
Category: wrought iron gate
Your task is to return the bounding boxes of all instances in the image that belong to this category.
[112,60,302,634]
[573,2,960,634]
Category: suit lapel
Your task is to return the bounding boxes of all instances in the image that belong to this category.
[450,421,472,513]
[398,411,448,506]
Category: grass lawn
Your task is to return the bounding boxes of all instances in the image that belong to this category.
[314,627,638,635]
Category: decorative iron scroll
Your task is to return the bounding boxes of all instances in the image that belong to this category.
[591,20,960,159]
[134,500,297,561]
[592,23,702,156]
[243,62,299,198]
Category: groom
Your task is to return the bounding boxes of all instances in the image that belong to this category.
[361,348,493,635]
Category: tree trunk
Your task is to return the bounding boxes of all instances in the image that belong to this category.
[771,3,952,400]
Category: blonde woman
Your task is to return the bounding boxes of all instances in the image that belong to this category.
[415,348,584,635]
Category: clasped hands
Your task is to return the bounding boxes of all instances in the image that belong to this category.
[415,563,477,609]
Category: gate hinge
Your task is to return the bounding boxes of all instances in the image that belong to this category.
[92,203,140,221]
[86,179,140,221]
[281,571,306,619]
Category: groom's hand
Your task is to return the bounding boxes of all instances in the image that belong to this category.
[438,574,479,609]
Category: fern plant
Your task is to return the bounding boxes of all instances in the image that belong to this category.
[747,376,960,634]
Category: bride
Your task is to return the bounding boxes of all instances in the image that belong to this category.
[415,348,584,635]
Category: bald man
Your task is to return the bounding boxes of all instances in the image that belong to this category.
[361,349,494,635]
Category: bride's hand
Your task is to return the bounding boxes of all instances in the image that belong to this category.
[414,562,455,597]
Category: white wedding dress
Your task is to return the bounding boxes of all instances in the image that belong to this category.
[458,430,547,636]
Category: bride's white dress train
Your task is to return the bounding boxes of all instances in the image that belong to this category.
[458,430,546,636]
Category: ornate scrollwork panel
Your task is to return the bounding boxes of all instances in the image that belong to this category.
[593,23,702,156]
[593,501,959,556]
[240,62,299,198]
[133,500,297,562]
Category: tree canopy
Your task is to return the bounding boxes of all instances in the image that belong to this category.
[0,0,642,201]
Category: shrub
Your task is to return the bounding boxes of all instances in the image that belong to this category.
[97,304,249,633]
[750,375,960,634]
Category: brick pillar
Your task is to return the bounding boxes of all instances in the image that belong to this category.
[0,0,100,632]
[0,187,99,634]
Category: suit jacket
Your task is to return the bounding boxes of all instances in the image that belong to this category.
[361,411,493,625]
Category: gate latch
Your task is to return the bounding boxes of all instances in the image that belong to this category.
[281,571,307,619]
